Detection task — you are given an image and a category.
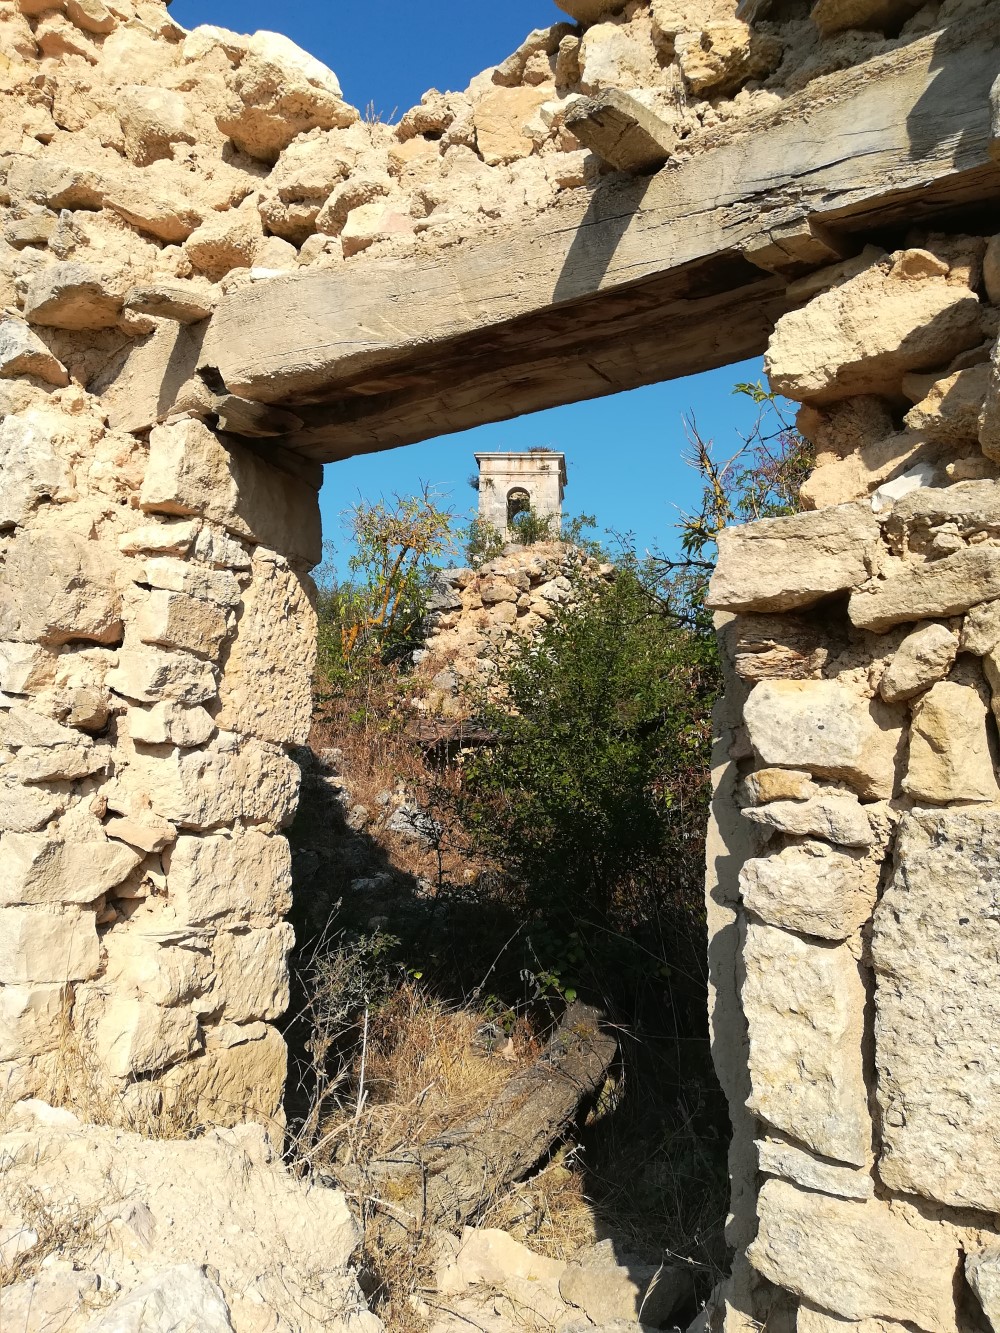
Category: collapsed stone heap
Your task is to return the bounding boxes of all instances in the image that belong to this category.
[417,542,614,716]
[705,236,1000,1330]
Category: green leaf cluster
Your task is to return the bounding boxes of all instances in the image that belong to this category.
[465,558,720,927]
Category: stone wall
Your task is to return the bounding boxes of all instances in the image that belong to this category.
[0,386,320,1125]
[415,542,613,717]
[704,234,1000,1331]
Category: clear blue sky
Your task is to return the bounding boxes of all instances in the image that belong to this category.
[169,0,769,568]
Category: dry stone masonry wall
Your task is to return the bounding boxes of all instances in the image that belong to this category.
[417,542,613,717]
[705,235,1000,1332]
[3,0,1000,1328]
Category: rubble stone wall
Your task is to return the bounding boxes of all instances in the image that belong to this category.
[416,541,613,716]
[0,391,320,1127]
[704,234,1000,1331]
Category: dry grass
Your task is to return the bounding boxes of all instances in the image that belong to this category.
[309,981,538,1172]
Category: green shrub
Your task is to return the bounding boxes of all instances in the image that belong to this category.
[465,558,720,928]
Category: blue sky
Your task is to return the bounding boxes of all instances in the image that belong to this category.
[169,0,769,568]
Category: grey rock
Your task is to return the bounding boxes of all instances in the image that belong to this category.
[80,1264,235,1333]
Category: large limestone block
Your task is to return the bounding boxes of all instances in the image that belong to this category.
[756,1136,874,1201]
[23,261,125,331]
[156,1021,287,1127]
[963,599,1000,656]
[0,319,69,387]
[183,198,264,282]
[849,547,1000,632]
[904,679,1000,804]
[128,735,301,831]
[707,505,878,614]
[91,997,201,1078]
[675,19,781,96]
[211,924,294,1023]
[103,931,212,1008]
[880,479,1000,545]
[140,419,322,568]
[103,178,205,244]
[141,558,242,607]
[744,680,901,799]
[136,588,230,658]
[811,0,928,35]
[879,622,957,701]
[873,808,1000,1212]
[214,552,316,746]
[553,0,622,20]
[739,842,874,940]
[10,743,106,784]
[81,1266,235,1333]
[164,830,292,926]
[0,983,67,1061]
[798,428,939,512]
[129,701,215,749]
[742,922,870,1165]
[578,20,660,94]
[0,835,140,906]
[118,84,195,166]
[217,33,358,162]
[742,794,874,847]
[93,321,205,435]
[904,364,990,445]
[0,530,122,647]
[766,251,983,405]
[0,781,66,833]
[731,613,831,681]
[106,645,219,705]
[0,906,100,983]
[967,1251,1000,1333]
[749,1181,960,1331]
[0,409,72,530]
[473,87,550,166]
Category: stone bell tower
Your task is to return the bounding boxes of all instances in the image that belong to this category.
[475,450,567,539]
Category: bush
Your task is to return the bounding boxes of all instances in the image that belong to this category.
[465,557,719,929]
[315,488,458,702]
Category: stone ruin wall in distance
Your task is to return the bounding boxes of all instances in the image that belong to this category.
[4,0,1000,1328]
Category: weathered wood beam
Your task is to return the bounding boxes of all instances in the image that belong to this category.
[285,267,789,459]
[199,13,1000,462]
[564,87,677,173]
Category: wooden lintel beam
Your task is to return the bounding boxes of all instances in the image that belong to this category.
[198,13,1000,462]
